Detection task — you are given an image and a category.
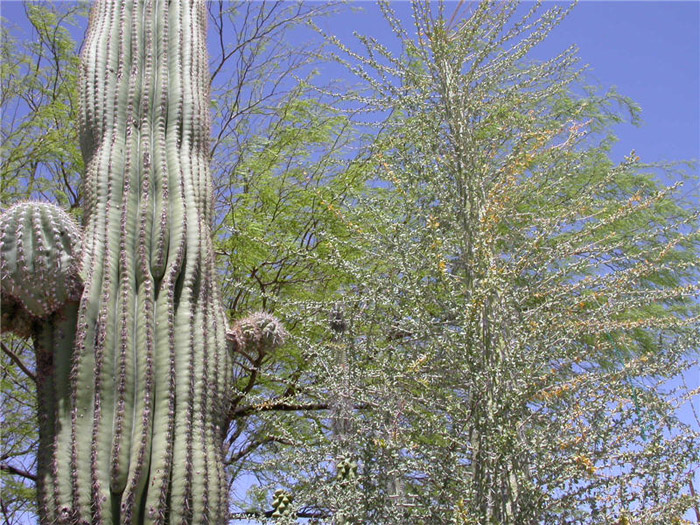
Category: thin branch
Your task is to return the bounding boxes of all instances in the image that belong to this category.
[0,444,38,463]
[1,342,36,383]
[226,435,295,465]
[689,475,700,524]
[231,400,370,419]
[231,400,330,419]
[0,462,37,482]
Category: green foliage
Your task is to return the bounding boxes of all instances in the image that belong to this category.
[1,1,698,524]
[0,338,37,522]
[0,2,85,209]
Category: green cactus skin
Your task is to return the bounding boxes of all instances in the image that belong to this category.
[0,201,82,320]
[0,0,233,522]
[75,0,230,521]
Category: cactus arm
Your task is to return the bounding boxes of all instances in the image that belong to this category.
[0,202,82,320]
[0,198,83,524]
[34,321,57,522]
[35,302,79,523]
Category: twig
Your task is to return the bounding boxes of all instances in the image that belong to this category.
[231,400,330,419]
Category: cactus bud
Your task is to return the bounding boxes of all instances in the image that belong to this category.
[336,456,358,481]
[228,312,288,361]
[271,489,293,518]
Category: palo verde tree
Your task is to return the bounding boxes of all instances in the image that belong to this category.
[277,2,699,523]
[221,1,699,523]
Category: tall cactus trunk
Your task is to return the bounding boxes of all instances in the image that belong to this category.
[0,1,288,521]
[36,0,230,522]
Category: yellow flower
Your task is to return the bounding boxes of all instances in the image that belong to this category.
[574,455,596,475]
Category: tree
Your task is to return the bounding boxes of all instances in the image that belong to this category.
[284,2,699,522]
[2,1,699,524]
[0,1,84,209]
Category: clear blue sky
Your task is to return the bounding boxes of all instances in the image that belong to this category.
[546,1,699,167]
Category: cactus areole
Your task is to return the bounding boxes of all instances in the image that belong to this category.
[1,0,234,522]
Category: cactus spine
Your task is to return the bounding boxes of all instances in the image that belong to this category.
[2,0,232,522]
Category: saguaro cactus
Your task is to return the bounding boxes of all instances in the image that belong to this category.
[1,1,237,522]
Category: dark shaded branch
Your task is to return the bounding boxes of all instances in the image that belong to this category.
[0,462,37,482]
[0,444,38,462]
[230,507,330,521]
[231,400,370,419]
[1,342,36,382]
[232,401,330,419]
[689,475,700,524]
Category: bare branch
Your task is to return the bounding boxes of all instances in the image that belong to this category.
[231,399,370,419]
[231,400,330,420]
[1,342,36,383]
[0,462,37,482]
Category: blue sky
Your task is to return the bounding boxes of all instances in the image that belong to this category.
[315,1,699,167]
[545,1,699,167]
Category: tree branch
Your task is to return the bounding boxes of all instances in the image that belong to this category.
[231,400,330,419]
[1,342,36,382]
[0,462,37,482]
[231,399,370,419]
[226,435,295,465]
[229,507,330,521]
[689,475,700,524]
